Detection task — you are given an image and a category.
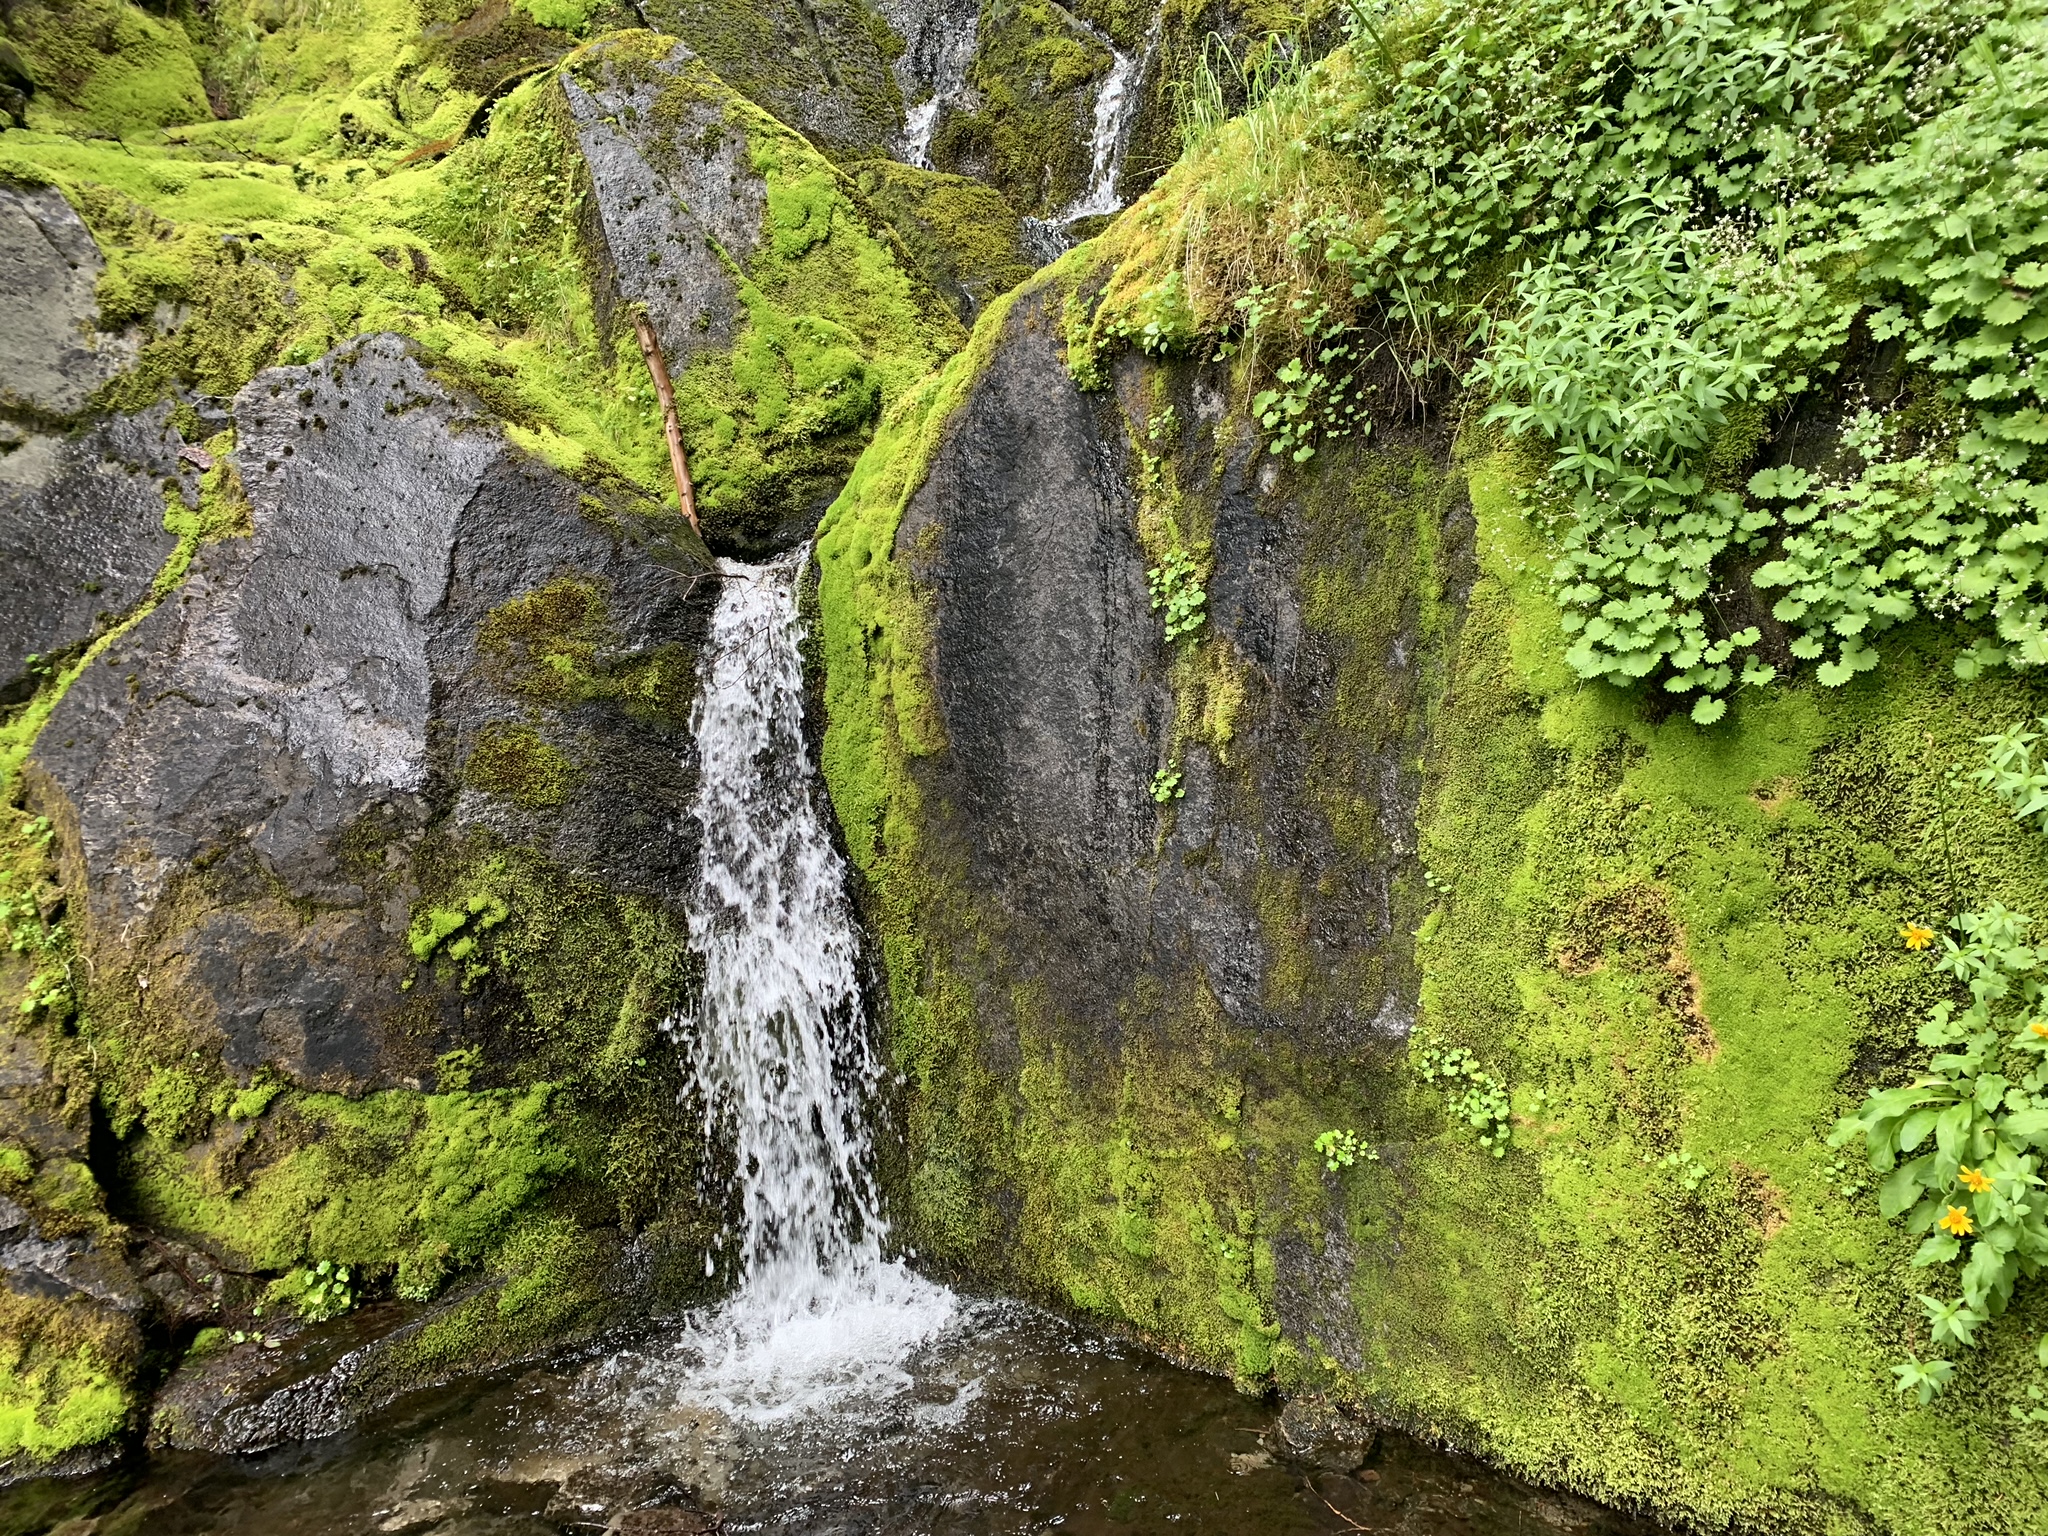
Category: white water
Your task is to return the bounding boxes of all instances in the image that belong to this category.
[1060,12,1164,222]
[881,0,982,169]
[666,549,955,1425]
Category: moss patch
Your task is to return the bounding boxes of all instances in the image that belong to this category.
[846,160,1038,325]
[817,255,2048,1536]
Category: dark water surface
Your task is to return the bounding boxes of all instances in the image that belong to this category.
[0,1300,1664,1536]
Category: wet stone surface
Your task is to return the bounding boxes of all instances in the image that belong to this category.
[0,1299,1666,1536]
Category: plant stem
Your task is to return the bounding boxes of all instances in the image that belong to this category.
[631,310,699,536]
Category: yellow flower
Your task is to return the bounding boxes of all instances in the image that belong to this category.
[1939,1205,1976,1238]
[1960,1166,1994,1194]
[1901,924,1936,951]
[2031,1021,2048,1040]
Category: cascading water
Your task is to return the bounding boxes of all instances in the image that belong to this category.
[666,548,954,1423]
[879,0,981,169]
[1060,12,1164,222]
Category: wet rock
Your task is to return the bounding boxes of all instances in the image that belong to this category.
[0,181,139,419]
[0,404,189,695]
[149,1297,480,1454]
[875,288,1457,1045]
[562,39,760,380]
[612,1508,719,1534]
[27,332,715,1093]
[0,1194,144,1314]
[133,1236,227,1331]
[1275,1393,1376,1475]
[633,0,903,160]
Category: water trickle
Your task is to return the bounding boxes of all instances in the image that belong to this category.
[1060,13,1164,222]
[880,0,982,169]
[668,547,954,1424]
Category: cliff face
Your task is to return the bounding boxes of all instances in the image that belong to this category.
[812,10,2048,1531]
[817,261,2048,1536]
[9,1,2048,1531]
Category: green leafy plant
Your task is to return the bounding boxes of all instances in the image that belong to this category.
[1093,0,2046,716]
[1147,550,1208,642]
[1653,1149,1712,1193]
[1149,766,1186,803]
[274,1259,357,1323]
[1415,1044,1514,1157]
[1314,1129,1381,1170]
[1971,718,2048,836]
[1830,903,2048,1400]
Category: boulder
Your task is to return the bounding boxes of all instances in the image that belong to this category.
[27,333,714,1092]
[0,181,139,421]
[0,405,188,698]
[560,33,961,558]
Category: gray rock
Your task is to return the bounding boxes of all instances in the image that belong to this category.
[1275,1392,1376,1474]
[888,288,1459,1047]
[562,39,761,378]
[0,403,189,693]
[28,333,715,1091]
[0,1199,145,1313]
[0,181,139,420]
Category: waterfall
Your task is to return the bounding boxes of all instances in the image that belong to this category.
[1060,12,1164,222]
[879,0,982,169]
[668,548,954,1423]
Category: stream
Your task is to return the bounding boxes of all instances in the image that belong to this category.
[0,559,1666,1536]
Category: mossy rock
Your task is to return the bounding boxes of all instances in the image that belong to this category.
[1,0,210,139]
[927,0,1108,218]
[845,158,1039,325]
[560,31,962,556]
[813,214,2048,1533]
[632,0,904,161]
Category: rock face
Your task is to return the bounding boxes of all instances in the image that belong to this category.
[561,33,962,559]
[884,295,1447,1048]
[564,44,763,376]
[27,334,714,1091]
[819,230,2048,1530]
[0,181,137,421]
[817,282,1464,1380]
[1,327,722,1464]
[0,406,186,699]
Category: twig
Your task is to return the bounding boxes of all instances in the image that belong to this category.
[1316,1485,1370,1532]
[632,309,700,536]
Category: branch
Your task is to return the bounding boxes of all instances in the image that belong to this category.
[631,309,700,536]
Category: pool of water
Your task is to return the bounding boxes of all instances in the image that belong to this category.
[0,1297,1663,1536]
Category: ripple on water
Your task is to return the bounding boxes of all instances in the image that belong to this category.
[0,1297,1674,1536]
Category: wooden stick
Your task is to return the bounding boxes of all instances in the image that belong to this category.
[631,309,699,536]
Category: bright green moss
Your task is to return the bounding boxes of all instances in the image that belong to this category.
[6,0,210,139]
[846,160,1038,325]
[0,1289,137,1463]
[123,1081,571,1291]
[463,722,577,811]
[608,58,964,549]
